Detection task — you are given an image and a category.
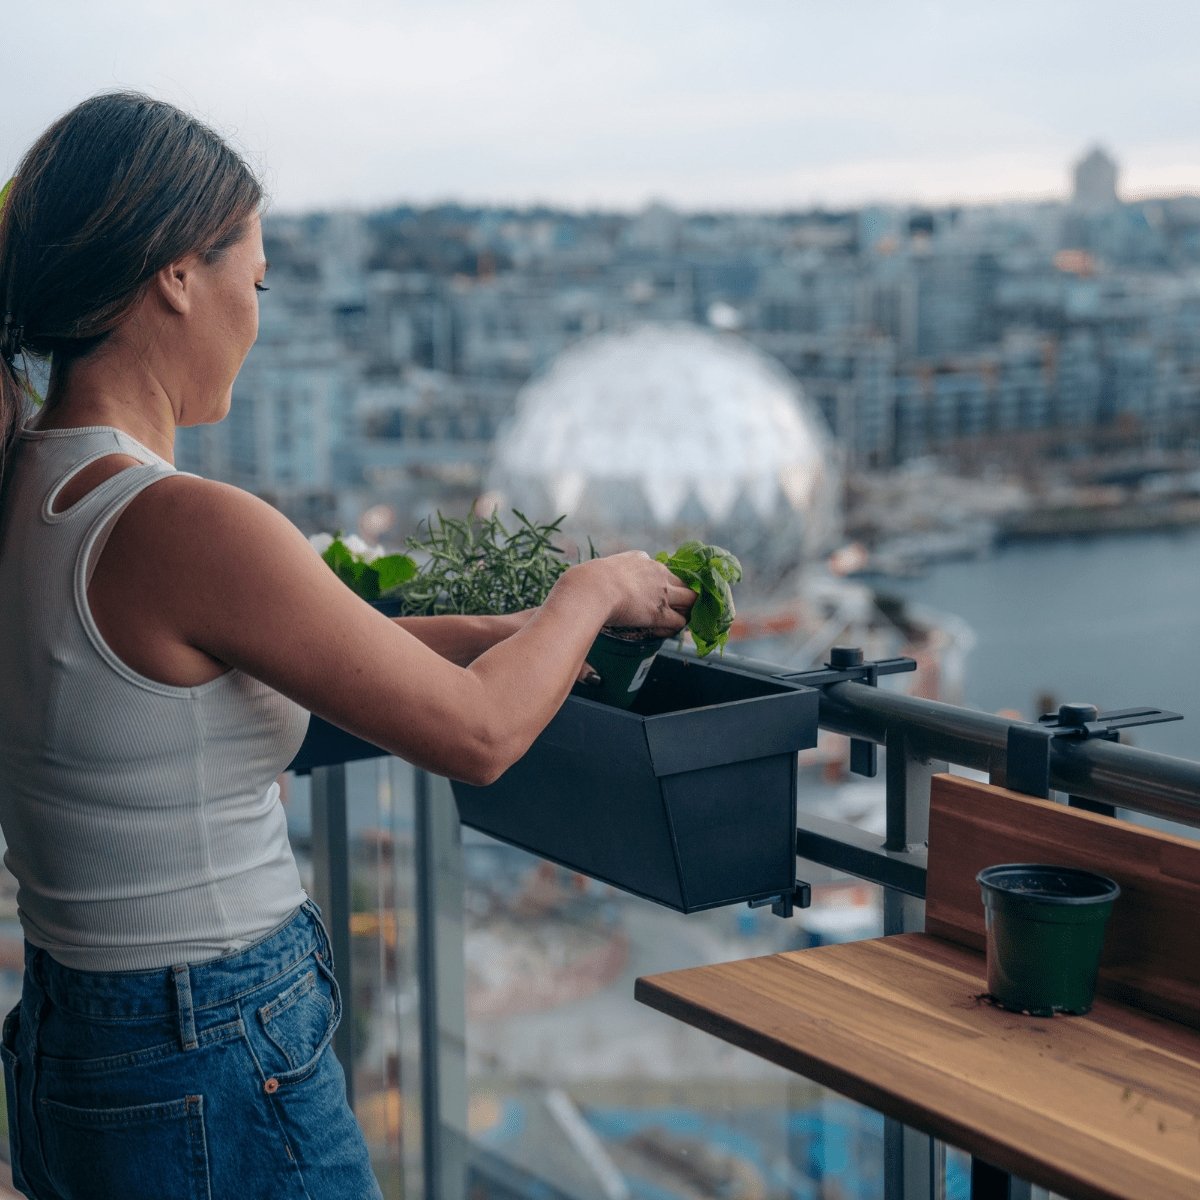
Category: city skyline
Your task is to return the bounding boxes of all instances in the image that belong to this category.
[9,1,1200,213]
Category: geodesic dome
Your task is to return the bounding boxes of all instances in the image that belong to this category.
[485,324,841,595]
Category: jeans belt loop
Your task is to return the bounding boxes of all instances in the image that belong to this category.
[171,963,198,1051]
[305,898,334,968]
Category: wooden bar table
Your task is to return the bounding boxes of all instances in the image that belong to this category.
[635,777,1200,1200]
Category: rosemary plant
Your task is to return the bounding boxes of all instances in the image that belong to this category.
[393,510,574,616]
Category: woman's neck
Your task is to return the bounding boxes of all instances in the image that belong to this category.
[37,358,179,463]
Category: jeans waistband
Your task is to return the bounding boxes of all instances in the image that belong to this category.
[26,898,330,1020]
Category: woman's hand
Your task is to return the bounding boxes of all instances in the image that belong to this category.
[562,552,695,637]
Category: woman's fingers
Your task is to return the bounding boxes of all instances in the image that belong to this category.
[667,584,697,613]
[597,551,698,631]
[650,588,694,636]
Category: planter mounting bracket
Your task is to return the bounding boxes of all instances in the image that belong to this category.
[780,647,918,778]
[1007,702,1183,799]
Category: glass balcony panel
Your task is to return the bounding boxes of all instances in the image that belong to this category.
[0,831,19,1181]
[461,830,896,1199]
[287,759,426,1198]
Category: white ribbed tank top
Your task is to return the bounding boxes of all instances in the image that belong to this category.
[0,424,309,971]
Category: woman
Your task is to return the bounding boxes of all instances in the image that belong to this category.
[0,92,693,1199]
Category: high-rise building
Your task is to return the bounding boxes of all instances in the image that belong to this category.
[1072,146,1120,211]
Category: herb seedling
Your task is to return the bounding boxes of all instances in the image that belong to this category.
[656,541,743,656]
[394,510,573,616]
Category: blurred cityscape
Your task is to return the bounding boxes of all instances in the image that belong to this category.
[179,144,1200,575]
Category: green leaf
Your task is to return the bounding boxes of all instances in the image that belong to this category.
[374,553,417,593]
[657,541,706,573]
[318,535,390,601]
[321,536,353,572]
[351,560,381,601]
[706,546,743,584]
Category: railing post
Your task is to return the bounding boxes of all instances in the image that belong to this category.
[883,731,947,1200]
[970,1157,1033,1200]
[310,762,355,1107]
[882,728,944,937]
[414,770,469,1200]
[969,765,1035,1200]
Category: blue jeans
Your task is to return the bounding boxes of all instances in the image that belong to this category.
[1,898,382,1200]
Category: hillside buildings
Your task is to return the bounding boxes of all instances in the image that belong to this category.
[176,149,1200,540]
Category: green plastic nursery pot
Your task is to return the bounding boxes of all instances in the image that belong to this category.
[577,629,666,709]
[977,864,1121,1016]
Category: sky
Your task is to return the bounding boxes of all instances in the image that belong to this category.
[7,0,1200,214]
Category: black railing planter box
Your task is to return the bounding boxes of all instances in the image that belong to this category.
[289,649,819,912]
[450,649,819,913]
[290,715,388,775]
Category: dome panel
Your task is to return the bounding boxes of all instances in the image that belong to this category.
[548,471,586,517]
[643,475,691,527]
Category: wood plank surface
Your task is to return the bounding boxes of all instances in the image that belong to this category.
[635,934,1200,1200]
[926,774,1200,1029]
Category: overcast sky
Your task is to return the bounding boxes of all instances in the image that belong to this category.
[8,1,1200,213]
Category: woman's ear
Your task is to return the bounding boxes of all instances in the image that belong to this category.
[151,255,197,316]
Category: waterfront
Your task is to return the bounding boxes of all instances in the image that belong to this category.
[877,527,1200,764]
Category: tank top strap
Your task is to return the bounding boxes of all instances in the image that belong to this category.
[28,425,179,527]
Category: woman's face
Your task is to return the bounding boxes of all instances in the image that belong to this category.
[181,215,267,425]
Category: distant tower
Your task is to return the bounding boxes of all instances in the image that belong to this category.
[321,210,369,305]
[1072,146,1119,210]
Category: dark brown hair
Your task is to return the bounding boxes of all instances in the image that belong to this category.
[0,91,263,483]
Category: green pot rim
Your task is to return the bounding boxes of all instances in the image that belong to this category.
[977,863,1121,906]
[597,628,668,653]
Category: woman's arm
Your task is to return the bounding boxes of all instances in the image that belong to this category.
[114,477,692,785]
[392,611,531,666]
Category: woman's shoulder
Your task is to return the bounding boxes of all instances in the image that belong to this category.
[116,472,307,568]
[134,470,269,515]
[95,471,324,670]
[79,472,319,690]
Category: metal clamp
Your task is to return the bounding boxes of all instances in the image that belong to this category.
[749,879,812,918]
[1007,702,1183,799]
[752,648,916,918]
[781,647,918,778]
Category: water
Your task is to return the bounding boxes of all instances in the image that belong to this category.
[877,528,1200,765]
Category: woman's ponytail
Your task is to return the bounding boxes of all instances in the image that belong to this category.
[0,353,25,494]
[0,179,27,492]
